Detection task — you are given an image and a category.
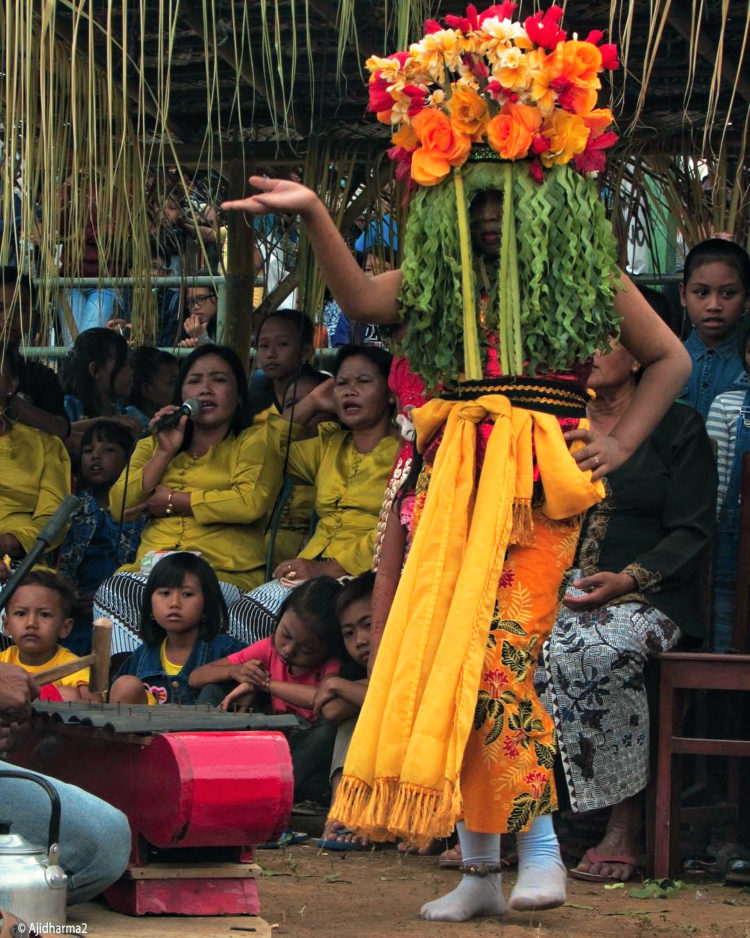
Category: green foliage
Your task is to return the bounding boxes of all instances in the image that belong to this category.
[400,162,620,388]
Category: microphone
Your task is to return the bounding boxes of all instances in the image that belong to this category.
[0,495,82,613]
[141,398,202,438]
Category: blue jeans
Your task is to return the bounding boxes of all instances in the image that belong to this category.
[0,762,131,904]
[59,288,118,345]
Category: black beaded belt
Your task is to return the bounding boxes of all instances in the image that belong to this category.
[440,376,589,418]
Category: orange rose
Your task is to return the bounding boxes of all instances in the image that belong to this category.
[486,103,542,161]
[540,110,590,166]
[560,40,603,86]
[411,148,453,186]
[447,83,489,140]
[410,109,471,185]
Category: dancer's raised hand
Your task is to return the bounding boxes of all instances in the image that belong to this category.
[222,176,318,217]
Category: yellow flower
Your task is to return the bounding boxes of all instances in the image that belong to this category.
[493,46,531,92]
[447,82,490,139]
[479,16,528,68]
[392,124,418,149]
[410,30,462,81]
[365,54,407,85]
[526,48,560,116]
[539,111,590,166]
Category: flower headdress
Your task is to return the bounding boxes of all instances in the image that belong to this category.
[367,3,619,188]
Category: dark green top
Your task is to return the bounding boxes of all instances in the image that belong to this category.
[575,402,716,637]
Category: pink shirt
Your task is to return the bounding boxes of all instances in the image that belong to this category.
[227,637,340,722]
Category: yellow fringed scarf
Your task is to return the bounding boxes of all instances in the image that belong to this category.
[330,394,605,847]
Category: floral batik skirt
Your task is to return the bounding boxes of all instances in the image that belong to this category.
[534,573,680,813]
[410,460,582,834]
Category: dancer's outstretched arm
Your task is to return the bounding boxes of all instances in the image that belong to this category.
[223,176,402,325]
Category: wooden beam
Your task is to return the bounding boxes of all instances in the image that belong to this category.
[181,11,303,136]
[307,0,378,58]
[52,10,192,142]
[667,7,750,105]
[224,158,257,369]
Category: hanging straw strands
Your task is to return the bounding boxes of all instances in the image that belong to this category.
[0,1,747,345]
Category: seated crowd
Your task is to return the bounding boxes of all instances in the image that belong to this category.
[0,234,748,889]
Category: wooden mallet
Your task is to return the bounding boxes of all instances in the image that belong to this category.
[33,617,113,695]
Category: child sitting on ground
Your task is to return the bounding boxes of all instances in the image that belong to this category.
[0,569,94,701]
[58,420,147,655]
[190,576,343,804]
[314,571,372,849]
[109,552,243,705]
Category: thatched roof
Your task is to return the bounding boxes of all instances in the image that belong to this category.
[50,1,749,152]
[1,1,747,343]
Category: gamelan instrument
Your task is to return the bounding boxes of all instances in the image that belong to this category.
[9,700,296,916]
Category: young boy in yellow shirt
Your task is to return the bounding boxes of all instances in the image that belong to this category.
[1,569,93,701]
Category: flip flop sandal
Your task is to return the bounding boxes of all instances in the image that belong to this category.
[437,845,463,869]
[569,847,640,883]
[316,828,370,851]
[726,857,750,885]
[685,843,750,879]
[256,829,310,849]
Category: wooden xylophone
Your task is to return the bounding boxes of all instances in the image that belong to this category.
[10,701,297,916]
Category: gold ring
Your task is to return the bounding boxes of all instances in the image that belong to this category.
[593,455,600,467]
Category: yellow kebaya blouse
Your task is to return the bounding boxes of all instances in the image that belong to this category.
[253,403,317,567]
[270,416,398,575]
[0,422,71,552]
[109,425,281,590]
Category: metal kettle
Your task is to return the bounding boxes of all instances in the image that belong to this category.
[0,770,67,926]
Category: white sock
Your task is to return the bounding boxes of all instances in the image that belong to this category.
[420,823,506,922]
[510,813,567,911]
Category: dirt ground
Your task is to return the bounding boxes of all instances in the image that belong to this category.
[73,843,750,938]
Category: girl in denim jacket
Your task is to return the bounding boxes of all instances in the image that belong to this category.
[109,552,242,704]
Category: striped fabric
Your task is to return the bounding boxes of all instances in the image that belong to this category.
[93,572,242,655]
[706,388,747,516]
[226,580,293,646]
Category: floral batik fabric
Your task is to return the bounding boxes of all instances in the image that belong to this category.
[535,574,680,814]
[460,508,582,834]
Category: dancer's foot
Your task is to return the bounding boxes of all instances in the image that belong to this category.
[509,857,567,911]
[510,813,567,911]
[420,873,506,922]
[317,819,369,851]
[569,796,642,883]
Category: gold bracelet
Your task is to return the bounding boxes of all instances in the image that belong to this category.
[165,490,175,515]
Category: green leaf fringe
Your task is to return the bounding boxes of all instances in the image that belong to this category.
[399,163,620,390]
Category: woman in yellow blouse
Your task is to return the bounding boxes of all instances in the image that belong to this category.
[0,348,71,597]
[94,345,281,654]
[229,345,398,644]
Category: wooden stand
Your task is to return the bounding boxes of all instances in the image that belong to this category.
[12,717,293,916]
